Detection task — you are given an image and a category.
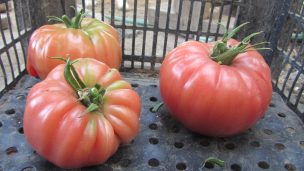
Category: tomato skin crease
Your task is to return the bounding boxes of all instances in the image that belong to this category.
[24,58,141,169]
[26,18,122,79]
[160,40,272,137]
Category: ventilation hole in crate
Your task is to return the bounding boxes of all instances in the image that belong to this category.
[6,146,18,155]
[108,150,123,164]
[5,109,15,115]
[0,121,2,128]
[176,162,187,170]
[199,140,210,147]
[204,161,214,169]
[149,97,158,102]
[286,127,295,133]
[224,143,236,150]
[148,158,159,167]
[174,142,184,149]
[263,129,273,135]
[149,123,158,130]
[150,84,157,88]
[18,127,24,134]
[169,125,180,133]
[258,161,270,169]
[131,83,139,88]
[277,112,286,118]
[231,163,242,171]
[149,137,159,144]
[21,166,36,171]
[300,141,304,147]
[120,158,131,167]
[284,163,296,171]
[274,143,286,150]
[16,95,25,100]
[269,103,275,107]
[250,141,260,147]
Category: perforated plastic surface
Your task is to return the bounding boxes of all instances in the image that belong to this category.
[0,74,304,171]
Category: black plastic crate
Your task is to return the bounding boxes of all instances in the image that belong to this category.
[0,0,304,170]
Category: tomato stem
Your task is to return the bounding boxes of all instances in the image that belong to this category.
[210,23,271,65]
[53,57,105,113]
[203,157,225,168]
[47,7,86,29]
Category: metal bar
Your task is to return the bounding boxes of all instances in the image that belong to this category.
[275,49,304,77]
[174,0,184,48]
[0,30,33,54]
[60,0,66,14]
[0,12,15,79]
[12,0,26,65]
[206,2,215,42]
[0,54,8,88]
[121,0,127,68]
[151,0,161,70]
[236,0,292,65]
[12,0,23,36]
[113,24,224,37]
[280,24,295,54]
[288,12,304,30]
[131,0,138,68]
[195,0,206,41]
[285,28,299,61]
[21,0,29,32]
[101,0,104,21]
[162,0,172,58]
[276,26,300,87]
[281,62,296,96]
[82,0,86,11]
[92,0,95,18]
[141,0,149,69]
[214,1,225,41]
[273,85,303,116]
[122,55,163,64]
[185,0,194,41]
[111,0,115,25]
[294,77,304,109]
[4,2,21,74]
[294,0,302,15]
[286,62,303,104]
[226,0,235,29]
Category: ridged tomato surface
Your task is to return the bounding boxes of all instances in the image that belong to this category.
[160,40,272,137]
[24,58,140,168]
[27,18,122,79]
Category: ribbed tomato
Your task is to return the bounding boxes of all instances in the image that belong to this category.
[27,9,121,79]
[24,58,140,168]
[160,25,272,137]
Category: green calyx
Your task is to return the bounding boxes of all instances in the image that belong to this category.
[210,22,270,65]
[48,7,86,29]
[52,57,105,114]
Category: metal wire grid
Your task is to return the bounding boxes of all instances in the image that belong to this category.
[0,0,32,97]
[272,0,304,117]
[73,0,241,70]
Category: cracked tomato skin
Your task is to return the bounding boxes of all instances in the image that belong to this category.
[27,18,122,79]
[24,58,140,169]
[159,40,272,137]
